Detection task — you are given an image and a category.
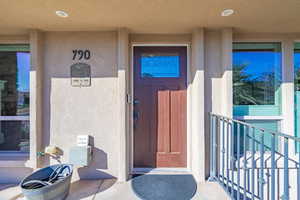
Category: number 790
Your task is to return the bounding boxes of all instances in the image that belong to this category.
[72,50,91,60]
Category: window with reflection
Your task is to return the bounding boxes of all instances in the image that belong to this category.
[141,53,180,78]
[0,45,30,152]
[233,43,282,152]
[294,44,300,97]
[233,42,282,116]
[294,43,300,151]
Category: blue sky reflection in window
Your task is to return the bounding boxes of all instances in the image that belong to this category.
[233,43,282,106]
[17,52,30,92]
[141,53,180,78]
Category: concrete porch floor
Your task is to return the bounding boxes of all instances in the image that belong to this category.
[0,178,229,200]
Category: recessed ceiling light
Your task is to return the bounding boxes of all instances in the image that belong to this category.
[55,10,69,18]
[221,9,234,17]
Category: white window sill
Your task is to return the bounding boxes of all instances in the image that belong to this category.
[0,152,29,167]
[234,116,283,120]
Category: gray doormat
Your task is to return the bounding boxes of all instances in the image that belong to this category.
[131,174,197,200]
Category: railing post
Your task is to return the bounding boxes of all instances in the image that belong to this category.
[209,113,214,179]
[243,125,248,200]
[237,123,241,200]
[283,137,289,200]
[209,114,217,180]
[230,121,235,199]
[226,119,230,191]
[221,117,225,185]
[259,131,265,200]
[271,133,276,200]
[251,127,255,200]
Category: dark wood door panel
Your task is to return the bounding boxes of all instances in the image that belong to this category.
[133,86,157,167]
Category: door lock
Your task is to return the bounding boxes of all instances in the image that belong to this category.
[134,99,140,105]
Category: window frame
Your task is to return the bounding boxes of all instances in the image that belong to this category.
[232,42,283,117]
[0,44,30,154]
[293,43,300,152]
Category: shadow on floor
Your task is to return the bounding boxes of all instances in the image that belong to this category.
[66,178,117,200]
[218,177,257,200]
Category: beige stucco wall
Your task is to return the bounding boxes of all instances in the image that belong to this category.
[0,30,229,183]
[34,31,225,182]
[42,31,119,179]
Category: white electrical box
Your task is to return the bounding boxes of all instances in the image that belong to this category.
[70,135,93,166]
[77,135,91,146]
[69,146,92,166]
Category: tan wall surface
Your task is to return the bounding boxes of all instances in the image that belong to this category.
[130,34,191,44]
[42,31,119,179]
[0,30,229,183]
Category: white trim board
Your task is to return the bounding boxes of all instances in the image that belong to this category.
[234,116,283,120]
[0,116,29,121]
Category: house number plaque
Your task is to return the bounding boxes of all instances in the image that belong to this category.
[71,63,91,87]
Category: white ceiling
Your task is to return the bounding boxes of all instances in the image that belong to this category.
[1,0,300,35]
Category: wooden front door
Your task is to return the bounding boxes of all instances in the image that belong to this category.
[133,46,187,168]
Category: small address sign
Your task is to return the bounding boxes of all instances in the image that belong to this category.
[71,49,92,87]
[72,49,91,60]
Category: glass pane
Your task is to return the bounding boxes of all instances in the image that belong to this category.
[141,53,180,78]
[0,121,29,152]
[294,44,300,152]
[0,51,30,116]
[233,43,282,106]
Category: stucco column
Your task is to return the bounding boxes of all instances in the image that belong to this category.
[221,28,233,117]
[191,28,205,182]
[281,39,295,152]
[27,30,44,168]
[117,28,129,182]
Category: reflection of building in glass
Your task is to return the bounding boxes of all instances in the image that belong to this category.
[0,80,6,145]
[18,121,29,152]
[17,91,29,116]
[0,51,29,151]
[0,52,18,116]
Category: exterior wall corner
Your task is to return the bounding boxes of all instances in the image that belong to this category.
[191,28,206,182]
[117,28,130,182]
[28,29,44,169]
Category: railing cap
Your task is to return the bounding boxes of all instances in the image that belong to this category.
[210,112,300,142]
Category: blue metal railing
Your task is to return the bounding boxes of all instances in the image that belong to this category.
[209,113,300,200]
